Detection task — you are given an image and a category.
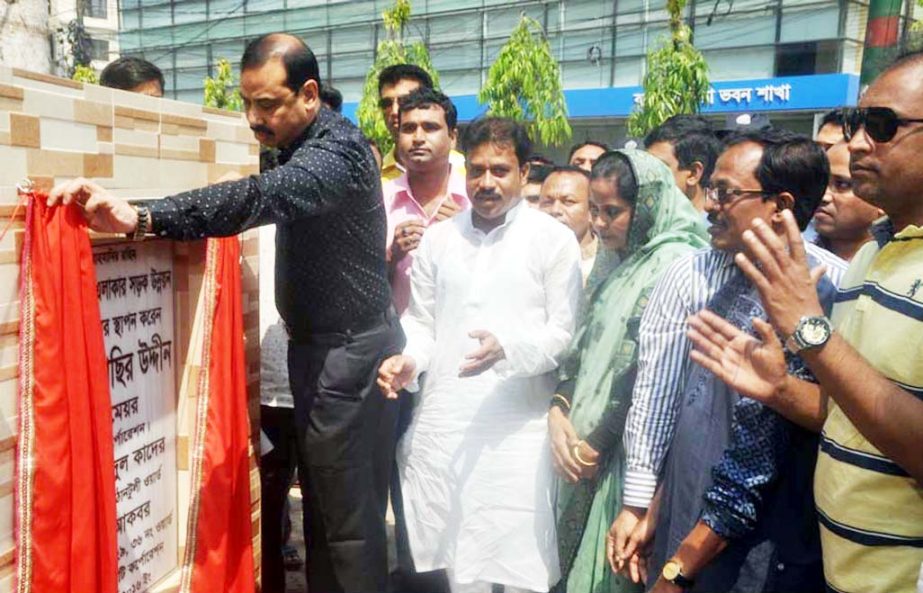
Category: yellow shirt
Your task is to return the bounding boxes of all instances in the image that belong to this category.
[381,147,466,182]
[814,223,923,593]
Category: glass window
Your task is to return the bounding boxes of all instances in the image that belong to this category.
[121,8,141,31]
[562,28,611,62]
[331,25,373,54]
[328,77,364,100]
[286,6,328,30]
[429,13,482,44]
[439,69,482,96]
[612,56,643,86]
[173,0,209,25]
[208,15,246,38]
[431,43,482,72]
[211,39,245,62]
[246,0,284,12]
[564,0,613,30]
[141,4,173,28]
[328,0,376,26]
[87,0,108,19]
[174,44,208,68]
[244,11,287,35]
[779,4,840,42]
[120,30,142,51]
[562,59,610,89]
[617,0,647,16]
[615,26,645,56]
[485,5,544,40]
[704,47,775,80]
[331,52,374,78]
[175,67,209,91]
[89,38,110,60]
[175,89,203,104]
[694,14,777,49]
[140,27,171,48]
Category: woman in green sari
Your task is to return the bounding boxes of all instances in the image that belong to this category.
[549,149,709,592]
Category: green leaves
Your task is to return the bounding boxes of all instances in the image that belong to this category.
[203,58,243,112]
[357,1,440,154]
[72,65,99,85]
[627,0,710,138]
[479,16,572,147]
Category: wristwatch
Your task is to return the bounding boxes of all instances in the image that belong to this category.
[130,206,152,241]
[662,559,694,589]
[785,315,833,354]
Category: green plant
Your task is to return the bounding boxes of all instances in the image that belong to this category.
[203,58,243,112]
[479,15,572,147]
[357,0,440,155]
[72,64,99,84]
[627,0,710,138]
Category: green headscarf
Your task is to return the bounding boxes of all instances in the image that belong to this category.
[554,149,709,593]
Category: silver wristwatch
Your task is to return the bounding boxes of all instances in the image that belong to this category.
[785,315,833,354]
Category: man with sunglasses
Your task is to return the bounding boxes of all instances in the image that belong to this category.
[608,128,846,593]
[686,50,923,593]
[378,64,466,182]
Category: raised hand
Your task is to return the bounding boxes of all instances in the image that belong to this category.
[687,309,788,405]
[734,211,826,337]
[377,355,417,400]
[434,198,463,222]
[391,219,426,261]
[48,177,139,235]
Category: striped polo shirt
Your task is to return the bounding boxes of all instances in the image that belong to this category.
[814,221,923,593]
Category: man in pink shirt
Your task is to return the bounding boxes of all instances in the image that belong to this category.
[384,87,469,314]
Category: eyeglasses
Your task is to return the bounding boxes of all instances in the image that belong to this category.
[842,106,923,143]
[378,97,399,110]
[704,186,776,207]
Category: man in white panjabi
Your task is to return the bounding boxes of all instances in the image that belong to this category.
[379,117,582,593]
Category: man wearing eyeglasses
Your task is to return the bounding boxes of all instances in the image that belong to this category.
[378,64,466,182]
[686,51,923,593]
[607,128,846,593]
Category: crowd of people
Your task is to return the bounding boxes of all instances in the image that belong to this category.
[56,31,923,593]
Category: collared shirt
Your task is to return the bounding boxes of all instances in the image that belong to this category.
[622,241,847,508]
[815,220,923,593]
[149,108,391,336]
[383,167,469,314]
[381,146,466,181]
[579,235,599,286]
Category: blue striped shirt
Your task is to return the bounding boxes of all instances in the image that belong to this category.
[622,242,847,508]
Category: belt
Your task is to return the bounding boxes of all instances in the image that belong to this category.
[284,307,394,344]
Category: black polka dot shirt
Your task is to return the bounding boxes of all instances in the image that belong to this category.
[150,108,392,336]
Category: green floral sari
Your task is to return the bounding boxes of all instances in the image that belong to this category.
[554,149,709,593]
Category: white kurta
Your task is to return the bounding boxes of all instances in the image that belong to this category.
[399,203,582,592]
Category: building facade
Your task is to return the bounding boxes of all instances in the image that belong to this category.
[118,0,919,144]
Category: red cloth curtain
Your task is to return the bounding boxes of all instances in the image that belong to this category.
[16,196,119,593]
[180,236,254,593]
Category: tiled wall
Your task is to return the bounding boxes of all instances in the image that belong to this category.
[0,66,262,592]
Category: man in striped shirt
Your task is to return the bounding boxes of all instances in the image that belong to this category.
[609,129,846,592]
[687,51,923,593]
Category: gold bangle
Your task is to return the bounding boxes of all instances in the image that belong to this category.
[552,394,571,410]
[572,440,597,467]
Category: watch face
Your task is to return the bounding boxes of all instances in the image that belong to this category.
[663,561,681,580]
[801,317,831,346]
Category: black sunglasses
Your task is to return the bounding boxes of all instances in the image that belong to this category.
[842,106,923,143]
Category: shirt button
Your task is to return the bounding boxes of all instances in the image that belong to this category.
[776,562,785,572]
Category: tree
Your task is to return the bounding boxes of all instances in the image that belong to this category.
[627,0,710,138]
[357,0,440,154]
[203,58,243,112]
[479,15,572,147]
[72,65,99,84]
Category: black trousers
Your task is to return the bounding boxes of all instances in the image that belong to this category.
[288,310,404,593]
[260,404,299,593]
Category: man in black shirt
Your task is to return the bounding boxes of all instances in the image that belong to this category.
[50,33,403,593]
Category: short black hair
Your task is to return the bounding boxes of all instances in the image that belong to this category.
[568,140,610,162]
[100,57,164,93]
[398,87,457,129]
[546,165,591,183]
[528,154,555,166]
[723,128,829,231]
[590,151,639,205]
[644,115,721,187]
[241,33,321,92]
[820,109,844,128]
[462,117,532,168]
[378,64,434,95]
[320,84,343,112]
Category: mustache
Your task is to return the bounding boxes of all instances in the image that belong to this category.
[474,190,502,201]
[250,126,274,136]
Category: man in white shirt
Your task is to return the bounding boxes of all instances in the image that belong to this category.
[378,117,582,593]
[539,165,598,285]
